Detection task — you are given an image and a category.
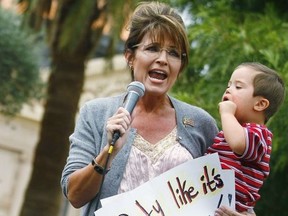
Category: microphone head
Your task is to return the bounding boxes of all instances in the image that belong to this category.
[127,81,145,97]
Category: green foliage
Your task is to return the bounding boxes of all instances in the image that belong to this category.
[172,0,288,168]
[59,1,98,52]
[256,164,288,215]
[169,0,288,214]
[0,7,43,115]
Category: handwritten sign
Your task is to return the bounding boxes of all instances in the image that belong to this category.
[95,153,235,216]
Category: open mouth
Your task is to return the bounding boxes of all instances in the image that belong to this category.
[148,70,167,80]
[222,96,229,101]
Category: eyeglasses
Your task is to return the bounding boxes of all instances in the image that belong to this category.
[133,43,186,63]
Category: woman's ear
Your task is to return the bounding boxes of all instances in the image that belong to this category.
[254,97,269,111]
[125,50,135,80]
[125,50,134,66]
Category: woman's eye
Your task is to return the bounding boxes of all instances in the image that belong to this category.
[145,45,159,52]
[168,49,180,58]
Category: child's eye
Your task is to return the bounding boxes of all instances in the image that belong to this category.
[236,86,242,89]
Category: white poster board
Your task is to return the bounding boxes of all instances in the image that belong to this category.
[95,153,235,216]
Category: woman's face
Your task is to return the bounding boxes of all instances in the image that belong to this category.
[126,33,182,97]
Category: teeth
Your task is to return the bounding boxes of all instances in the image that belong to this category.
[154,70,165,74]
[149,70,167,80]
[150,70,166,75]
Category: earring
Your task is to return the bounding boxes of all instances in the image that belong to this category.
[129,65,134,72]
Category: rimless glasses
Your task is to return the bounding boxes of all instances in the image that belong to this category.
[133,43,186,63]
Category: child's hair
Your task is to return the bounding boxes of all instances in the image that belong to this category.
[237,62,285,122]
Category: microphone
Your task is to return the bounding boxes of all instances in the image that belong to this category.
[111,81,145,145]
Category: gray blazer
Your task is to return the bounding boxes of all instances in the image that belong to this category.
[61,94,218,216]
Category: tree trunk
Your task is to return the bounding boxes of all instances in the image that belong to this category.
[20,54,85,216]
[18,1,134,214]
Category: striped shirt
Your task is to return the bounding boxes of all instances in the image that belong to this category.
[207,123,272,212]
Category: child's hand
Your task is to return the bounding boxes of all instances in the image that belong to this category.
[218,100,237,115]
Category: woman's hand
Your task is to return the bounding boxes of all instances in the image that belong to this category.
[215,206,256,216]
[106,107,131,149]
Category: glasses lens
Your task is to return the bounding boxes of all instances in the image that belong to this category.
[142,44,183,62]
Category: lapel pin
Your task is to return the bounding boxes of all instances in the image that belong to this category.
[183,117,194,127]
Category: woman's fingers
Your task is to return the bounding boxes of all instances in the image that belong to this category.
[106,107,131,141]
[215,206,255,216]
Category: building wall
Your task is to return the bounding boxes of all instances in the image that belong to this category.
[0,56,130,216]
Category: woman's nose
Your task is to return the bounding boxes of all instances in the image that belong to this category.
[156,50,168,65]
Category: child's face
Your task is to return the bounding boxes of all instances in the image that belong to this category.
[222,66,260,123]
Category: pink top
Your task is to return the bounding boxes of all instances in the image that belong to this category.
[118,127,193,193]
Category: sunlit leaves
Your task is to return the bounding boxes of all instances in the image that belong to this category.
[0,8,43,115]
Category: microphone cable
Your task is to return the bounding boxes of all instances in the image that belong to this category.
[95,135,118,212]
[94,81,144,212]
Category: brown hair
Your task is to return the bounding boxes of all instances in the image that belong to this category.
[125,1,189,71]
[237,62,285,122]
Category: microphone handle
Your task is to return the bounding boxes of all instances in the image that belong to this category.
[111,130,121,146]
[111,91,141,145]
[123,91,140,113]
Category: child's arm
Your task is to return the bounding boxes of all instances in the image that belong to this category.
[219,101,246,155]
